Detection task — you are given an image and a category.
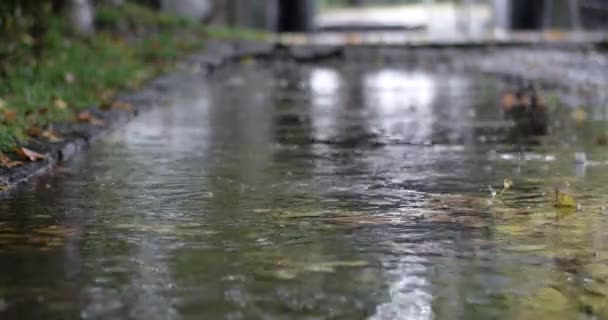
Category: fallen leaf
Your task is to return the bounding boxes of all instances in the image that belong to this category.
[0,98,5,109]
[571,108,588,124]
[0,154,23,168]
[76,111,106,126]
[2,109,17,123]
[110,101,134,112]
[54,99,68,110]
[555,188,576,208]
[26,126,43,137]
[14,147,46,162]
[500,178,513,196]
[41,130,63,143]
[0,185,8,192]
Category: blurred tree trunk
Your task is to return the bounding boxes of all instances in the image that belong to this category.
[161,0,213,21]
[65,0,95,35]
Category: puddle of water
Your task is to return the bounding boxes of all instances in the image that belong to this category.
[1,60,608,319]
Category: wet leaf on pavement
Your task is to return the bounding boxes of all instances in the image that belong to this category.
[41,129,63,143]
[76,111,107,126]
[14,147,46,162]
[500,178,513,195]
[0,154,23,168]
[571,108,588,124]
[554,188,576,208]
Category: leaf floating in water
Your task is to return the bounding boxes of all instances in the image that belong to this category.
[554,188,576,208]
[571,108,588,124]
[499,178,513,196]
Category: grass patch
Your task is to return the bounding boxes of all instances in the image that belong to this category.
[0,2,267,153]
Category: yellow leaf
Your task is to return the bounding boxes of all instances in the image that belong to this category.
[41,130,63,143]
[500,178,513,196]
[54,99,68,110]
[555,188,576,208]
[571,108,588,123]
[0,98,5,109]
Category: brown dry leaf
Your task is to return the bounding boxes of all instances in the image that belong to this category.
[2,109,17,123]
[110,101,134,112]
[54,99,68,110]
[14,147,46,162]
[26,126,43,137]
[41,130,63,143]
[0,154,23,168]
[76,111,106,126]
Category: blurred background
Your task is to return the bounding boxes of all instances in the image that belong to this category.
[190,0,608,36]
[5,0,606,38]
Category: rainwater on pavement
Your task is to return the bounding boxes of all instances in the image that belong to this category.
[2,58,608,319]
